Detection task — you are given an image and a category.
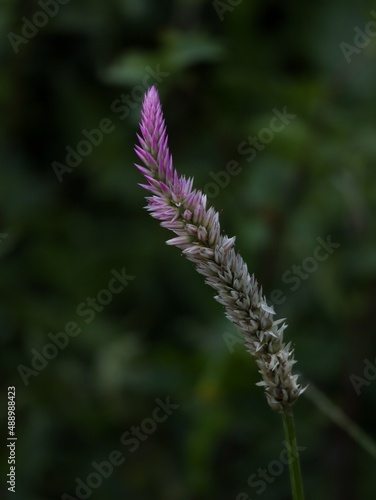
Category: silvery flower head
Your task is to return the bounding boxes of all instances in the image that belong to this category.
[134,86,305,413]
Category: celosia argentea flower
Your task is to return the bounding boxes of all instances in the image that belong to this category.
[135,86,305,413]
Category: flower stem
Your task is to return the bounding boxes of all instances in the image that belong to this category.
[282,409,305,500]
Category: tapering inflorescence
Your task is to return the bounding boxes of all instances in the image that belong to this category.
[135,86,305,413]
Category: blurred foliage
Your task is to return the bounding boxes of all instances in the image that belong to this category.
[1,0,376,499]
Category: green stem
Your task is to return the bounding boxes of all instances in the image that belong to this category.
[282,408,305,500]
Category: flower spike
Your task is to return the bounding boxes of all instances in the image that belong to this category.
[134,86,305,413]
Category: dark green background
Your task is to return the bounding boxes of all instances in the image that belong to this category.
[1,1,376,499]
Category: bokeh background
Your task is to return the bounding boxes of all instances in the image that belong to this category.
[1,1,376,499]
